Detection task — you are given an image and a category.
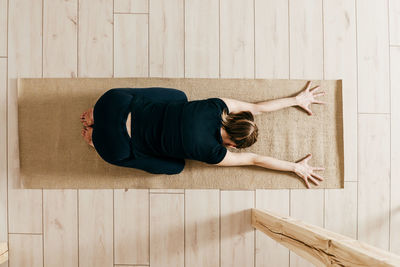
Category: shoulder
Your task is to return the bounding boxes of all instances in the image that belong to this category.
[204,143,228,165]
[218,98,259,114]
[184,98,229,115]
[205,98,230,113]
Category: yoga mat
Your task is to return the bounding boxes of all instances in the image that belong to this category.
[17,78,343,189]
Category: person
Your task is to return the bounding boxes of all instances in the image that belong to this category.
[80,81,325,188]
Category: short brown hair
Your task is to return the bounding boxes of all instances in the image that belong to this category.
[221,109,258,149]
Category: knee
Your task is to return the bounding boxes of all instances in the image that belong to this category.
[165,165,184,175]
[147,164,184,175]
[174,90,188,102]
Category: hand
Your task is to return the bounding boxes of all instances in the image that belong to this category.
[295,81,326,115]
[293,154,324,189]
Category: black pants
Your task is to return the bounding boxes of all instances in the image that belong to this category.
[92,87,187,175]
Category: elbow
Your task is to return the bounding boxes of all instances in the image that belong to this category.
[248,153,259,166]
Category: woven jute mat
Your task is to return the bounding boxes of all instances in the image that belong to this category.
[17,78,343,189]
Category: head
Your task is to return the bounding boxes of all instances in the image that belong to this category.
[220,109,258,149]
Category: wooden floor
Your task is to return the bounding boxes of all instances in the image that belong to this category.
[0,0,399,266]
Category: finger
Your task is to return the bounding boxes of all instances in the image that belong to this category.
[313,167,325,171]
[313,91,325,97]
[308,176,320,186]
[305,154,312,163]
[305,177,311,189]
[311,172,324,181]
[313,100,327,105]
[310,86,320,93]
[304,106,313,115]
[306,81,312,91]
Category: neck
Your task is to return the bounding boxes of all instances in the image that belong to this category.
[220,127,235,147]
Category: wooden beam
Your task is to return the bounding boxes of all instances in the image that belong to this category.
[0,242,8,264]
[251,208,400,267]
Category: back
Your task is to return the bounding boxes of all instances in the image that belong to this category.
[130,96,228,164]
[181,98,229,164]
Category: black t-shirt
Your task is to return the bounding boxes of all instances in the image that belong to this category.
[130,96,229,164]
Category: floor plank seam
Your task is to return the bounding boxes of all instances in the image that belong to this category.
[114,12,149,15]
[358,112,390,115]
[354,0,359,242]
[8,233,43,235]
[77,190,80,267]
[387,0,392,252]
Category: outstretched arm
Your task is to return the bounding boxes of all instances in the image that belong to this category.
[216,151,324,189]
[221,81,326,115]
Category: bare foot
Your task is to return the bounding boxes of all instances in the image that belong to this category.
[80,108,94,127]
[81,126,94,147]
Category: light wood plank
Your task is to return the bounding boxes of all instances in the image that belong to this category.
[8,234,43,267]
[8,0,42,79]
[7,191,42,234]
[290,190,324,267]
[149,0,184,77]
[357,0,390,113]
[114,189,149,265]
[43,0,77,77]
[390,46,400,253]
[150,193,184,267]
[288,3,324,265]
[114,14,148,78]
[255,190,289,267]
[358,114,390,250]
[114,0,148,13]
[7,0,43,234]
[324,182,357,239]
[389,0,400,45]
[43,190,78,267]
[185,0,219,78]
[78,190,113,267]
[78,0,113,77]
[289,0,323,79]
[220,0,254,78]
[220,191,254,267]
[77,2,114,264]
[0,58,5,264]
[324,0,357,181]
[0,59,7,244]
[0,0,6,56]
[255,0,289,79]
[185,190,219,267]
